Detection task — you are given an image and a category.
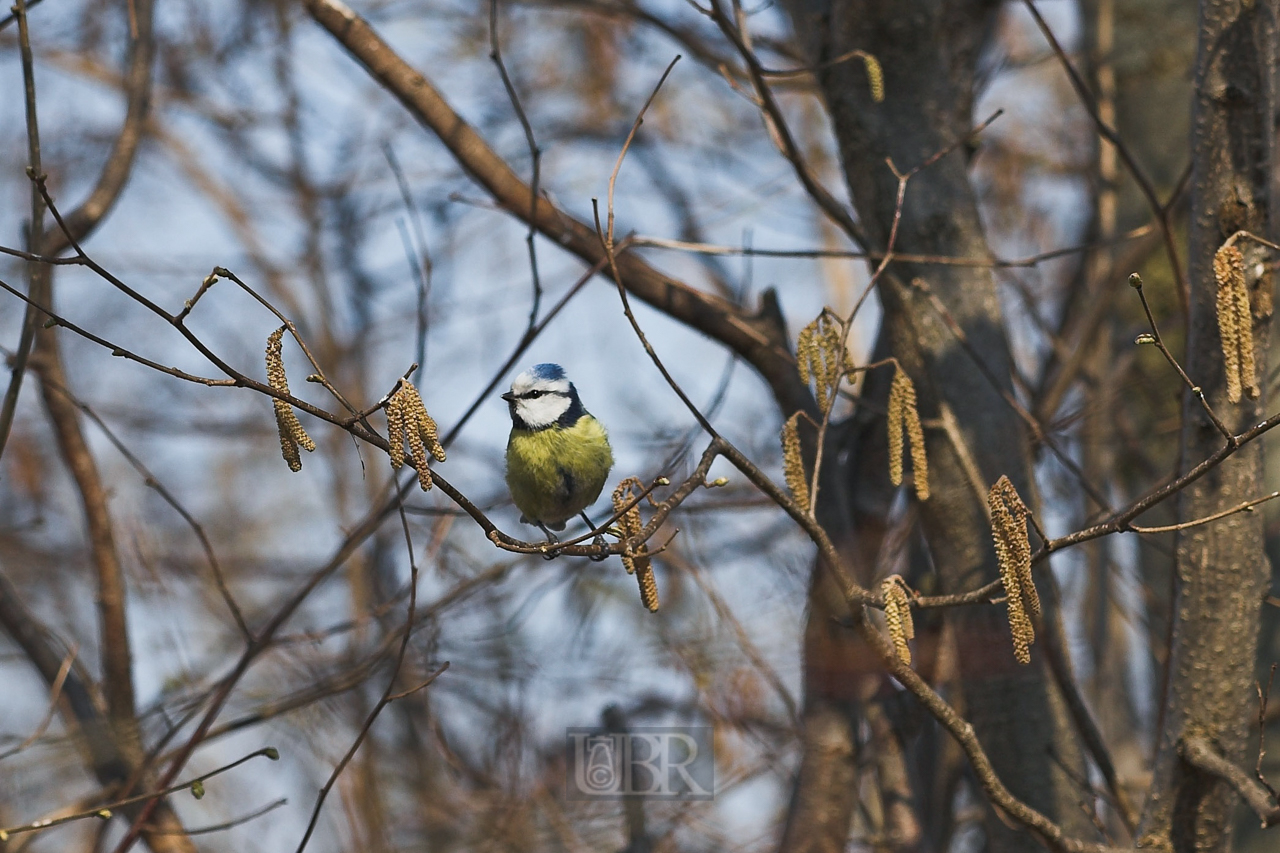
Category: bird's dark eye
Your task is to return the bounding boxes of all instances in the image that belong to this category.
[527,390,543,399]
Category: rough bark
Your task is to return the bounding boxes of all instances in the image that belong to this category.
[777,568,864,853]
[1137,1,1278,850]
[778,0,1097,848]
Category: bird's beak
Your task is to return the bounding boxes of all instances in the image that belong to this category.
[501,392,516,403]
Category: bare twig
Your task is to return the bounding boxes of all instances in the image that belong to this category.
[1020,0,1188,313]
[0,748,278,841]
[1180,736,1280,828]
[708,0,867,248]
[0,0,44,30]
[39,378,249,639]
[670,549,801,728]
[592,56,724,438]
[0,0,47,464]
[0,276,235,386]
[1258,665,1279,801]
[0,644,77,761]
[182,560,502,750]
[146,798,288,836]
[383,145,434,378]
[1223,229,1280,254]
[628,224,1156,267]
[489,0,544,331]
[1129,490,1280,534]
[203,266,365,422]
[914,403,1280,609]
[1129,272,1234,442]
[294,494,444,853]
[908,276,1113,512]
[757,47,880,80]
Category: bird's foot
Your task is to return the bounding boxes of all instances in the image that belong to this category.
[576,511,608,561]
[537,523,561,560]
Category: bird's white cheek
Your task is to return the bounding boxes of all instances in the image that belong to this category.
[517,396,571,428]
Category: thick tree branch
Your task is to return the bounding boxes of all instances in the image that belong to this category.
[299,0,812,416]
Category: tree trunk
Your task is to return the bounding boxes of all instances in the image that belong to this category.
[1138,1,1278,850]
[778,0,1098,848]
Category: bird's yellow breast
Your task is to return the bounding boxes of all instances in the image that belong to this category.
[505,416,613,528]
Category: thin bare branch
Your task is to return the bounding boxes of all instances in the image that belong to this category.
[489,0,544,331]
[293,494,443,853]
[0,644,77,762]
[0,748,278,842]
[1129,272,1234,442]
[629,224,1156,267]
[1020,0,1188,313]
[707,0,867,248]
[1180,736,1280,828]
[0,0,46,463]
[1129,491,1280,534]
[39,378,249,639]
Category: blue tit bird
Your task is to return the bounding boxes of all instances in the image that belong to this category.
[503,364,613,550]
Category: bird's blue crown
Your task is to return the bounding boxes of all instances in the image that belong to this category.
[530,363,566,381]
